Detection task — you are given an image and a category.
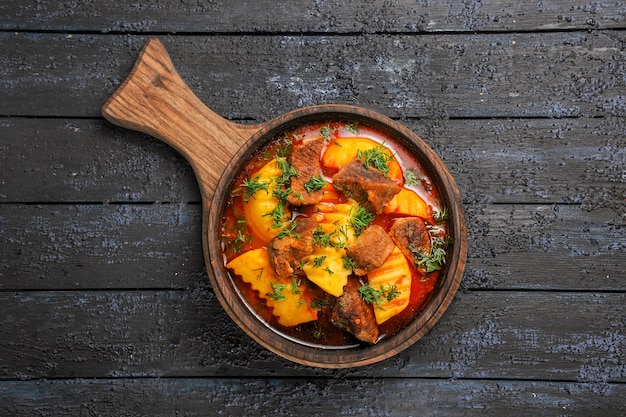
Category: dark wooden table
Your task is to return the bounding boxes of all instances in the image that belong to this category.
[1,1,625,415]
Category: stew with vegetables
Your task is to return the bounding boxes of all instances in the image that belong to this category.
[219,120,451,347]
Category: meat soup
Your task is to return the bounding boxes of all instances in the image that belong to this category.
[219,121,451,347]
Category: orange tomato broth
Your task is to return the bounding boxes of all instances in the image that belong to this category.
[219,120,448,347]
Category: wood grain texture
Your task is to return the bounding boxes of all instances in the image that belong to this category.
[2,0,625,412]
[102,37,259,201]
[1,204,622,291]
[2,32,625,119]
[1,290,624,382]
[2,0,625,33]
[0,204,205,290]
[1,378,625,417]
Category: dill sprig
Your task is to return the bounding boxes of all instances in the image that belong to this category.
[350,206,374,236]
[303,175,326,193]
[266,282,287,301]
[409,236,452,273]
[344,122,359,134]
[241,175,270,202]
[342,255,357,271]
[359,283,401,308]
[357,144,394,176]
[276,220,300,239]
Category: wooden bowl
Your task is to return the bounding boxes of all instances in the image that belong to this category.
[102,38,467,368]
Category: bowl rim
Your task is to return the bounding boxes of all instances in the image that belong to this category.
[207,104,467,368]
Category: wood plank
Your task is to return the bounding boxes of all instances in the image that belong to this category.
[463,204,625,290]
[2,0,625,33]
[2,32,625,119]
[0,204,205,290]
[0,290,624,381]
[1,377,624,417]
[0,118,200,203]
[1,203,623,291]
[408,117,626,206]
[2,117,624,205]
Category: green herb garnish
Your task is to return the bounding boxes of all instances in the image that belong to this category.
[357,144,394,176]
[409,236,452,273]
[350,206,375,236]
[433,207,449,223]
[290,275,301,294]
[253,267,264,281]
[303,175,326,193]
[342,255,357,271]
[312,226,332,247]
[276,133,293,158]
[312,255,327,268]
[272,186,293,202]
[320,126,332,140]
[241,175,270,202]
[311,297,329,310]
[276,220,299,239]
[359,283,401,308]
[263,201,287,229]
[266,282,287,301]
[345,122,359,134]
[276,157,299,187]
[223,216,250,253]
[404,169,420,187]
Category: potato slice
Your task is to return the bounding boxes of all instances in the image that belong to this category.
[367,246,412,324]
[314,200,359,247]
[243,159,290,244]
[301,246,351,297]
[383,188,430,220]
[322,138,403,183]
[226,248,318,327]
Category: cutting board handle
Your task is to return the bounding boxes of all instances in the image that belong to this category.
[102,37,259,200]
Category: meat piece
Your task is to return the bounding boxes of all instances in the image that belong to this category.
[388,217,431,267]
[346,225,395,276]
[268,217,319,277]
[287,138,325,206]
[332,161,401,213]
[330,276,380,344]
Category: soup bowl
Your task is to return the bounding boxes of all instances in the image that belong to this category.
[102,38,467,368]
